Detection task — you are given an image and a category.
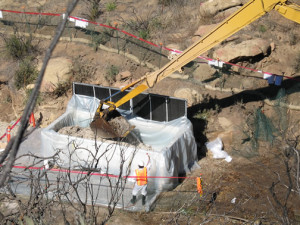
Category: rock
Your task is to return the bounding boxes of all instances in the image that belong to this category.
[213,38,271,62]
[116,71,131,81]
[213,6,242,21]
[174,88,202,106]
[169,72,189,80]
[0,74,9,83]
[193,63,217,81]
[263,64,285,77]
[270,42,276,51]
[218,117,233,130]
[0,200,20,216]
[200,0,243,17]
[37,57,72,92]
[194,24,219,37]
[26,84,35,90]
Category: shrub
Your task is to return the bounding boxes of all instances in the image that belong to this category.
[15,58,39,89]
[139,29,149,40]
[258,24,267,33]
[85,0,102,21]
[105,65,119,82]
[105,2,117,11]
[69,55,97,82]
[52,81,71,98]
[25,88,43,105]
[89,29,111,51]
[4,34,37,60]
[158,0,182,6]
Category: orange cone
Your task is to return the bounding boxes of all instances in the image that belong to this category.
[7,126,11,143]
[30,113,36,127]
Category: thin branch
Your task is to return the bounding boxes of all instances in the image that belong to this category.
[0,0,79,188]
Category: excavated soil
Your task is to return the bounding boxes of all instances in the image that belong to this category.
[57,125,152,151]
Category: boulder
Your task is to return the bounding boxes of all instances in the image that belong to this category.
[193,63,217,81]
[37,57,72,92]
[200,0,243,17]
[213,38,271,62]
[0,75,9,83]
[213,6,242,21]
[116,71,131,81]
[174,88,202,106]
[194,23,219,37]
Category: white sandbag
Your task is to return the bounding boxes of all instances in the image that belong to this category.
[205,137,232,162]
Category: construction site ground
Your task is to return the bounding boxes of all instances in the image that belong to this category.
[0,0,300,224]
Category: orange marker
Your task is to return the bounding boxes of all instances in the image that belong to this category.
[196,177,203,197]
[7,126,11,143]
[30,113,36,127]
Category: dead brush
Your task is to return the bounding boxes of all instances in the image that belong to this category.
[2,33,38,60]
[83,0,102,22]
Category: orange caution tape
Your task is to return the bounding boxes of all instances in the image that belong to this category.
[196,177,203,197]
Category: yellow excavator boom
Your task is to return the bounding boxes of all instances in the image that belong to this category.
[107,0,300,110]
[91,0,300,138]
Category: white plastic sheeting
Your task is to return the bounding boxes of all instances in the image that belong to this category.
[205,137,232,162]
[40,94,198,209]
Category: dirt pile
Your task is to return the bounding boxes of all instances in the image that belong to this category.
[58,126,95,139]
[57,125,152,150]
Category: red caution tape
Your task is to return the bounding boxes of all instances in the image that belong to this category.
[0,118,21,141]
[2,164,202,181]
[1,8,299,81]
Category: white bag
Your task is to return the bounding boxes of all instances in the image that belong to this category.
[205,137,232,162]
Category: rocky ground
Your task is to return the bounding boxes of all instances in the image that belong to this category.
[0,0,300,224]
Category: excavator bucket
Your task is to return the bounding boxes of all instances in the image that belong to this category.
[90,108,135,139]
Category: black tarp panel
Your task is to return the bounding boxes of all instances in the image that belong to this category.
[73,83,186,122]
[132,94,150,120]
[74,83,94,97]
[111,89,130,110]
[94,86,110,100]
[167,98,186,121]
[151,94,166,122]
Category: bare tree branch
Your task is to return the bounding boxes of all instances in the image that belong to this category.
[0,0,79,187]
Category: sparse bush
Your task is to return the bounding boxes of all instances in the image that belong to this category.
[89,28,112,51]
[4,34,38,60]
[193,108,210,120]
[258,24,267,33]
[105,1,117,11]
[119,7,156,40]
[105,65,119,82]
[25,88,43,105]
[15,58,39,89]
[158,0,182,6]
[139,29,149,39]
[149,17,164,31]
[52,55,96,97]
[69,55,97,82]
[85,0,102,21]
[52,81,71,98]
[289,33,298,45]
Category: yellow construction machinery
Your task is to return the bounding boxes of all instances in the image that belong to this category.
[90,0,300,139]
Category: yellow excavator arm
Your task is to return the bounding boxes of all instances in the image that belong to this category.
[91,0,300,138]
